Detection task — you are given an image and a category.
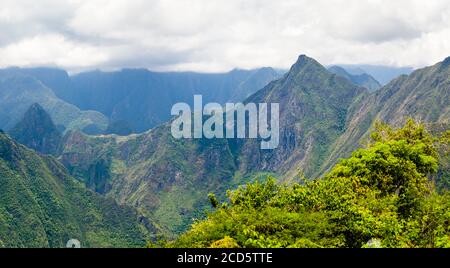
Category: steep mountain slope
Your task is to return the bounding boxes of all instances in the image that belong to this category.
[319,56,450,176]
[24,67,280,133]
[329,66,381,91]
[236,55,367,179]
[0,131,148,248]
[0,69,108,133]
[9,103,62,155]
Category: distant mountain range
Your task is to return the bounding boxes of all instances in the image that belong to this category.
[0,64,409,136]
[12,67,281,133]
[328,65,381,92]
[0,69,108,133]
[334,64,414,85]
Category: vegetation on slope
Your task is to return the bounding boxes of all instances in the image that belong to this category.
[167,120,450,248]
[0,131,148,248]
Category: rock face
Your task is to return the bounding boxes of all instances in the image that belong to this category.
[9,103,62,155]
[329,65,382,92]
[0,132,148,248]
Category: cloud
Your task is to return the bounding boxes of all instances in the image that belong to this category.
[0,0,449,72]
[0,34,109,70]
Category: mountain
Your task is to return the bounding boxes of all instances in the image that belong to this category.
[337,64,414,85]
[236,55,367,179]
[23,67,281,133]
[328,66,381,91]
[0,131,149,247]
[0,69,108,133]
[9,103,62,155]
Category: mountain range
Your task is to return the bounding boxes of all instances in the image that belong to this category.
[12,67,281,133]
[328,65,381,92]
[0,69,108,133]
[0,54,448,244]
[335,64,414,85]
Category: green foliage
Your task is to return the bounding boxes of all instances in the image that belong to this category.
[208,193,219,209]
[436,130,450,190]
[209,236,240,248]
[169,120,450,248]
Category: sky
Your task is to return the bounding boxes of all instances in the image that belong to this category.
[0,0,449,72]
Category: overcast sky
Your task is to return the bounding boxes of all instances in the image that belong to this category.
[0,0,449,72]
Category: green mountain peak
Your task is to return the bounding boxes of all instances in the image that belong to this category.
[9,103,62,155]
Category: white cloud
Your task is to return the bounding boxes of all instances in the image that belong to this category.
[0,0,449,71]
[0,34,109,70]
